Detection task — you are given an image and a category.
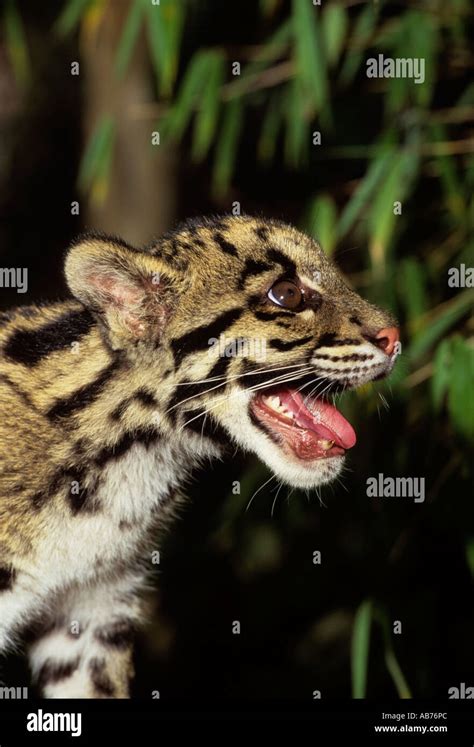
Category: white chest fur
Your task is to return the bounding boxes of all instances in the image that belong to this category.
[32,442,191,594]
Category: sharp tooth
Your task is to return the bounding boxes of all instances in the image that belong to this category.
[320,439,335,450]
[264,395,280,410]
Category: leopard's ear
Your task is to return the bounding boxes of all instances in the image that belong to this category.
[65,234,176,348]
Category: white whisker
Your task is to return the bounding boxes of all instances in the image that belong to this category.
[246,474,277,513]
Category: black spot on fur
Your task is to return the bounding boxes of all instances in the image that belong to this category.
[269,335,313,351]
[89,657,116,697]
[3,309,94,367]
[31,490,48,510]
[37,657,80,689]
[118,520,136,531]
[65,467,101,515]
[11,483,25,494]
[110,388,157,421]
[253,310,292,321]
[237,259,272,289]
[316,334,361,348]
[22,618,58,645]
[254,225,269,241]
[350,316,362,326]
[0,566,15,591]
[31,466,100,514]
[316,332,336,348]
[170,308,243,366]
[166,355,232,425]
[30,471,65,511]
[95,427,160,468]
[47,358,121,421]
[0,373,39,411]
[213,232,239,257]
[208,352,233,379]
[265,247,297,277]
[94,619,136,650]
[246,293,266,310]
[314,353,372,362]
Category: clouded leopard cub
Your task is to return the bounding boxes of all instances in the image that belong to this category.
[0,215,399,698]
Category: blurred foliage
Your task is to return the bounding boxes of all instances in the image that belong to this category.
[2,0,473,700]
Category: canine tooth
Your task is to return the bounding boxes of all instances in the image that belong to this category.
[320,439,334,450]
[264,395,282,411]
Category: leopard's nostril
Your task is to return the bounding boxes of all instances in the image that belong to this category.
[374,326,400,356]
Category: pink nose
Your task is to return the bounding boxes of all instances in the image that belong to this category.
[375,326,400,356]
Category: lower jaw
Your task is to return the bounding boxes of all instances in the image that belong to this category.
[280,438,345,463]
[262,445,345,489]
[250,405,347,464]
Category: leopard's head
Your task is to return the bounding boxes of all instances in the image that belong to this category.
[66,215,399,489]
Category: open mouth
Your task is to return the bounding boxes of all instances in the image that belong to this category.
[250,387,356,462]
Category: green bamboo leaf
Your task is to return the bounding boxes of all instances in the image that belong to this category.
[146,0,184,96]
[322,2,348,68]
[457,82,474,107]
[409,12,438,110]
[375,607,412,699]
[55,0,91,37]
[78,116,115,192]
[163,51,213,142]
[337,151,393,240]
[399,258,428,323]
[384,11,438,115]
[284,79,308,168]
[351,599,373,698]
[305,195,338,255]
[339,3,378,86]
[384,650,412,699]
[212,99,243,195]
[4,0,30,87]
[368,151,413,265]
[408,290,474,361]
[115,0,145,78]
[466,539,474,579]
[192,51,225,162]
[430,124,465,221]
[292,0,329,119]
[448,336,474,441]
[227,19,291,99]
[431,338,451,411]
[257,93,283,163]
[255,18,291,63]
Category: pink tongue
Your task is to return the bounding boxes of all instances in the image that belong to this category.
[284,391,357,450]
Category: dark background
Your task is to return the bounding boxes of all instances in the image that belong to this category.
[0,0,473,701]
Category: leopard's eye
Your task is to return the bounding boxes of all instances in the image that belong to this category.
[267,280,303,310]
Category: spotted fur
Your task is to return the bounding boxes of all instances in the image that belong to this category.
[0,214,397,697]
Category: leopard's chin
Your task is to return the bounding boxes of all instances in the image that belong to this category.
[242,385,353,488]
